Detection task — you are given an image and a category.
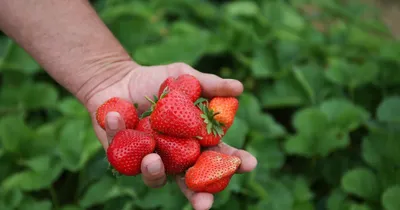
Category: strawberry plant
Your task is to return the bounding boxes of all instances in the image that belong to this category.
[1,0,400,210]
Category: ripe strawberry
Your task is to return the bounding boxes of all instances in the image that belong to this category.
[185,150,241,193]
[136,116,153,134]
[155,134,200,174]
[209,97,239,129]
[158,74,201,102]
[198,123,222,147]
[96,97,139,130]
[107,129,156,176]
[196,99,224,147]
[150,89,203,138]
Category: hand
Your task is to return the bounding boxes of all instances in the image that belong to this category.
[85,62,258,210]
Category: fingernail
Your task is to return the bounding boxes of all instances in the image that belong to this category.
[147,161,161,175]
[107,115,119,130]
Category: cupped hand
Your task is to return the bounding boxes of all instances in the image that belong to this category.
[85,62,258,210]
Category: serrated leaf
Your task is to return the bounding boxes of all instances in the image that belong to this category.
[325,58,379,88]
[237,93,286,138]
[79,175,120,208]
[320,98,370,131]
[251,47,277,79]
[255,178,294,210]
[382,185,400,210]
[59,120,101,172]
[135,183,186,210]
[376,96,400,123]
[326,189,352,210]
[222,117,249,148]
[2,159,63,191]
[22,83,58,109]
[58,97,88,117]
[284,108,350,157]
[341,167,381,201]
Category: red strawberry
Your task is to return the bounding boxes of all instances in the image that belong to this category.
[196,100,224,147]
[155,134,200,174]
[107,129,156,176]
[185,150,241,193]
[136,116,153,134]
[209,97,239,129]
[150,89,203,138]
[198,123,222,147]
[96,97,139,130]
[158,74,201,102]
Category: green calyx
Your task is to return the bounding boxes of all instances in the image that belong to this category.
[196,98,225,137]
[141,87,170,118]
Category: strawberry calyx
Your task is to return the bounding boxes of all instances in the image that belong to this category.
[196,98,224,137]
[141,87,170,118]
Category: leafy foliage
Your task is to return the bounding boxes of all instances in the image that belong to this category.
[1,0,400,209]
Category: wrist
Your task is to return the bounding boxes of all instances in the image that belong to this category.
[74,58,140,111]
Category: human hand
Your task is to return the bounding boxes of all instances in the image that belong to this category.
[85,62,258,210]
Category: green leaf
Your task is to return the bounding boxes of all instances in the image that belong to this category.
[251,47,277,79]
[135,183,187,210]
[349,203,372,210]
[221,117,249,148]
[18,198,52,210]
[248,137,285,173]
[0,41,40,74]
[255,178,294,210]
[1,158,63,191]
[382,185,400,210]
[59,205,83,210]
[341,167,381,201]
[58,97,88,117]
[376,96,400,123]
[325,58,379,88]
[326,189,352,210]
[319,98,370,131]
[0,114,34,155]
[237,93,287,138]
[79,175,120,208]
[59,120,101,172]
[134,22,210,65]
[284,108,350,157]
[223,1,259,17]
[22,83,58,109]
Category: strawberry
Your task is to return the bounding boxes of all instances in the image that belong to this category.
[196,99,224,147]
[107,129,156,176]
[185,150,241,193]
[136,116,153,134]
[96,97,139,130]
[155,134,200,174]
[150,89,203,138]
[209,97,239,129]
[158,74,201,102]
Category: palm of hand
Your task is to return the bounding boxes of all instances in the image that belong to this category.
[87,62,257,210]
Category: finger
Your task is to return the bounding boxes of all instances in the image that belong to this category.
[105,111,126,145]
[195,73,244,98]
[141,153,167,188]
[166,63,244,98]
[207,142,258,173]
[176,175,214,210]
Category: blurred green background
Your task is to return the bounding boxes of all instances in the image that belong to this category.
[1,0,400,209]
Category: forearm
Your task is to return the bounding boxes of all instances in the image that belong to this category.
[0,0,139,104]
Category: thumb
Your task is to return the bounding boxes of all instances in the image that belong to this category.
[195,72,244,98]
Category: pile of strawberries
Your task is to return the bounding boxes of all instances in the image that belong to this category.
[95,74,241,194]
